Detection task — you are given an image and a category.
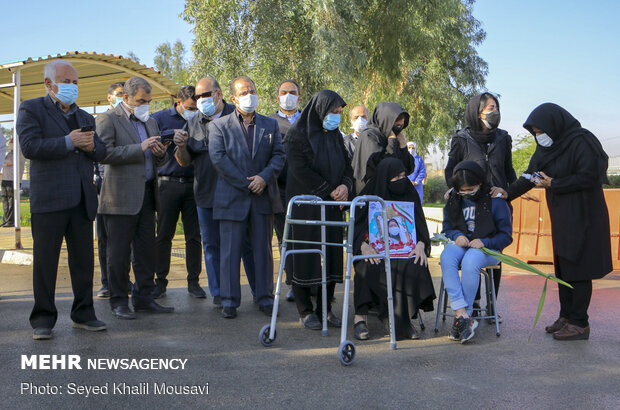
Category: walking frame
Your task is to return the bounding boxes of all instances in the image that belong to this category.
[259,195,397,366]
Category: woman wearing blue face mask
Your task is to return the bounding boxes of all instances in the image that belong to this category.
[440,161,513,343]
[284,89,354,330]
[495,103,612,341]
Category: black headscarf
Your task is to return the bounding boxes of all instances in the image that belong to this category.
[352,102,410,183]
[465,93,499,144]
[523,103,609,184]
[285,89,347,186]
[359,157,430,253]
[444,160,495,239]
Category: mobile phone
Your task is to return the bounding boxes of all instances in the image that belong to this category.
[160,129,175,143]
[532,171,543,179]
[81,126,93,132]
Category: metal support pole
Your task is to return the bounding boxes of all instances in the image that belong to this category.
[12,69,22,249]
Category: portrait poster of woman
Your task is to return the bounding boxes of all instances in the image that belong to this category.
[368,201,416,258]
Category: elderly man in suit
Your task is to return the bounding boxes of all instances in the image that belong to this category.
[342,105,369,162]
[96,76,173,320]
[17,59,107,340]
[175,76,257,308]
[209,76,286,318]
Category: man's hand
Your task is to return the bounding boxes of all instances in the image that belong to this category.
[361,242,380,265]
[247,175,267,194]
[408,241,427,266]
[141,136,162,152]
[173,129,188,149]
[69,129,95,152]
[330,184,348,201]
[469,239,484,249]
[455,235,470,248]
[490,186,507,199]
[151,140,170,157]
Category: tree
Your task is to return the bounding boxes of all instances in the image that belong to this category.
[183,0,487,153]
[126,51,140,63]
[512,134,537,176]
[153,40,190,84]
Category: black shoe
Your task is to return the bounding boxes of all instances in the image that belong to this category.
[134,301,174,314]
[354,321,369,340]
[259,304,276,317]
[112,306,136,320]
[212,295,223,308]
[326,311,342,328]
[449,316,466,341]
[96,286,110,299]
[460,318,478,344]
[300,313,321,330]
[72,319,107,331]
[221,307,237,319]
[188,282,207,298]
[286,287,295,302]
[152,281,166,299]
[33,328,52,340]
[407,323,421,340]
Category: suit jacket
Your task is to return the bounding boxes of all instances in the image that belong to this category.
[96,104,168,215]
[342,132,358,162]
[17,96,106,220]
[184,102,235,209]
[208,111,285,221]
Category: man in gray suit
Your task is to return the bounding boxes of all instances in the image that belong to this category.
[209,76,286,318]
[96,76,173,320]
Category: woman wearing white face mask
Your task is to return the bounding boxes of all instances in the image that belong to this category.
[496,103,612,341]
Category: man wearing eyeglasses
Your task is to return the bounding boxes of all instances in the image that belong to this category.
[150,86,205,299]
[175,76,258,309]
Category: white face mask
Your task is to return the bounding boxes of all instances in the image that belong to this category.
[351,117,368,134]
[129,103,150,122]
[180,106,198,122]
[279,93,298,111]
[408,147,416,156]
[236,94,259,113]
[389,227,400,237]
[535,133,553,147]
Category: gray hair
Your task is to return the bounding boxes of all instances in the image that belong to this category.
[124,76,152,97]
[43,60,75,82]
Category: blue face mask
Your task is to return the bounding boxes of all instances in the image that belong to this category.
[112,96,123,108]
[323,113,341,131]
[197,97,216,116]
[53,82,78,105]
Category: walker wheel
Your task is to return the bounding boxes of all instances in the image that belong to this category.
[259,324,277,347]
[338,341,356,366]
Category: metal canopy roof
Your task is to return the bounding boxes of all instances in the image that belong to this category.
[0,51,179,115]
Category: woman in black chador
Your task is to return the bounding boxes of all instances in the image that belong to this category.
[496,103,612,340]
[352,157,436,340]
[284,89,354,330]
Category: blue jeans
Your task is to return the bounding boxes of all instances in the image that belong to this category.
[440,243,499,316]
[196,206,256,298]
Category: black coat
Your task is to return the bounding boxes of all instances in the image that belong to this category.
[507,103,612,281]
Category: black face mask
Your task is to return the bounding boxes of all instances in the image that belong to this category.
[388,178,410,196]
[458,187,483,202]
[392,125,404,136]
[482,110,501,129]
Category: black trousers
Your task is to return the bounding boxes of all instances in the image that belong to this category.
[1,180,14,226]
[273,192,291,285]
[155,179,202,285]
[476,266,501,301]
[29,202,97,329]
[96,213,108,288]
[293,282,336,317]
[558,279,592,328]
[104,182,157,309]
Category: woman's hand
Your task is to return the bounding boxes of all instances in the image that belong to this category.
[469,239,484,249]
[361,242,380,265]
[455,235,469,247]
[408,241,428,267]
[534,171,552,188]
[490,186,507,199]
[330,184,348,201]
[444,188,453,200]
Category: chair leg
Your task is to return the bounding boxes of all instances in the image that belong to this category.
[489,270,500,336]
[417,309,425,330]
[434,279,445,333]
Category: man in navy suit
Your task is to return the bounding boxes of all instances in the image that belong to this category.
[17,60,107,340]
[209,76,286,318]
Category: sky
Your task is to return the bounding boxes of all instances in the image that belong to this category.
[1,0,619,156]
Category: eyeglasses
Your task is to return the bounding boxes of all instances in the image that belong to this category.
[194,90,217,100]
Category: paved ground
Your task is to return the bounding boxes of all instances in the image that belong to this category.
[1,225,619,409]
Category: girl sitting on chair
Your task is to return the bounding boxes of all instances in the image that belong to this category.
[440,161,512,343]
